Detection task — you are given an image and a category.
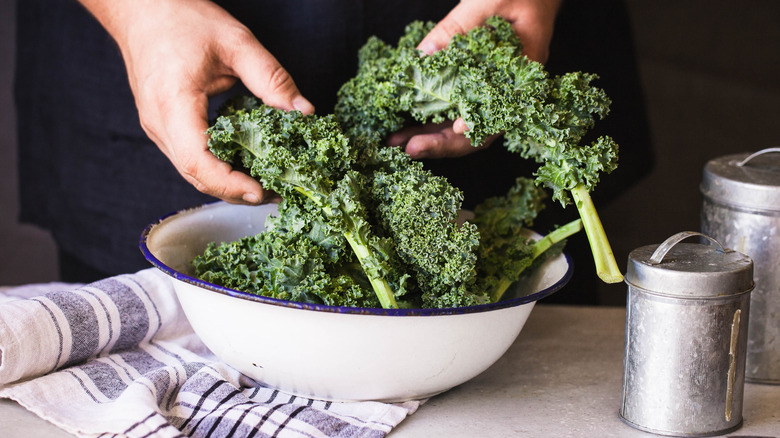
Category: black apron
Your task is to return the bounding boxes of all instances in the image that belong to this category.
[15,0,652,303]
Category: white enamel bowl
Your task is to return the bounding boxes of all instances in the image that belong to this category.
[140,202,572,402]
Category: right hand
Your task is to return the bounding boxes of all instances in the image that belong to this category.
[79,0,314,204]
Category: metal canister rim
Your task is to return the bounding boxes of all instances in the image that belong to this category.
[623,280,754,302]
[701,150,780,213]
[625,235,754,298]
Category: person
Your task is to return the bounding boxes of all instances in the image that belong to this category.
[15,0,652,303]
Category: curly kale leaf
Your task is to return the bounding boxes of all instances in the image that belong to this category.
[192,219,378,307]
[335,15,549,146]
[204,101,487,308]
[502,71,617,205]
[334,38,408,143]
[336,16,615,206]
[196,13,626,309]
[336,16,622,283]
[472,178,582,302]
[369,147,484,308]
[209,100,355,202]
[206,100,400,308]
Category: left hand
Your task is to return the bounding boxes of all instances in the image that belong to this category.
[394,0,562,159]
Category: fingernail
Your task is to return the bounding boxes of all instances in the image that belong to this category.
[386,134,404,147]
[293,96,315,114]
[242,192,261,204]
[418,41,438,55]
[405,145,425,160]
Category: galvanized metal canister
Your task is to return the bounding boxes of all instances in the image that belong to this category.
[620,232,753,437]
[701,147,780,384]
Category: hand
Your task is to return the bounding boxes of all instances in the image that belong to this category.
[418,0,562,63]
[395,0,561,159]
[387,120,500,159]
[78,0,314,205]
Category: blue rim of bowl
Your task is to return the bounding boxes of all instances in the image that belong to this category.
[139,204,574,317]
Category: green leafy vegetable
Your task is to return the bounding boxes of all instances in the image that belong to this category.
[205,101,399,308]
[336,16,622,283]
[471,177,582,302]
[200,99,499,309]
[194,15,623,309]
[196,98,574,308]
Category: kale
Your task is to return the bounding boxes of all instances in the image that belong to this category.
[199,99,483,308]
[471,177,581,302]
[335,16,621,283]
[193,16,622,309]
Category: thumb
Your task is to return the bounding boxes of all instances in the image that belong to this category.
[228,33,315,114]
[417,3,491,54]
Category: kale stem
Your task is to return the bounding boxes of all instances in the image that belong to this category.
[294,185,398,308]
[343,232,399,309]
[530,218,583,259]
[490,218,583,303]
[570,185,623,283]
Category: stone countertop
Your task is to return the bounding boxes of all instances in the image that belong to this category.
[2,305,779,437]
[391,305,780,437]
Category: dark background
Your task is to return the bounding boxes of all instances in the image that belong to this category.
[2,0,779,306]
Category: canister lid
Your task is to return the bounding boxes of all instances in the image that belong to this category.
[626,232,753,298]
[701,148,780,212]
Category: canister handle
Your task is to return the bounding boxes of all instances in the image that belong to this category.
[650,231,731,264]
[736,147,780,167]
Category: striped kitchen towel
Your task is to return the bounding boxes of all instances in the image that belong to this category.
[0,269,420,437]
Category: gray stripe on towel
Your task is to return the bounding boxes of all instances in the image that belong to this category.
[44,290,99,367]
[30,297,65,374]
[96,278,151,352]
[76,360,128,400]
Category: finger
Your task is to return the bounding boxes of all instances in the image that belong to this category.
[509,18,551,63]
[406,129,501,160]
[417,3,491,54]
[160,96,267,204]
[386,125,438,147]
[187,151,268,205]
[405,129,477,159]
[386,131,410,148]
[226,30,315,114]
[452,118,469,134]
[505,2,561,64]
